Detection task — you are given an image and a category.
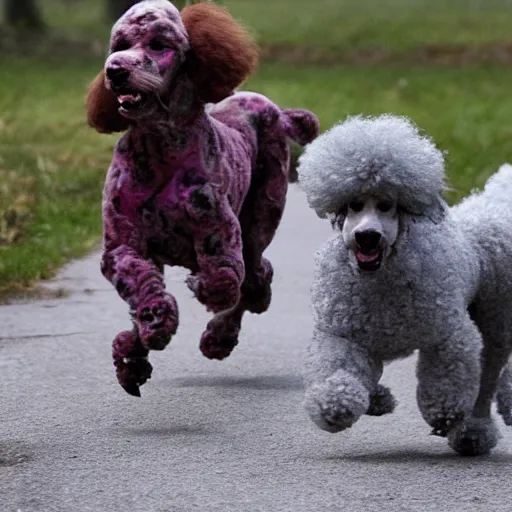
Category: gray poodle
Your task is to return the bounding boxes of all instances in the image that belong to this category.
[297,114,512,456]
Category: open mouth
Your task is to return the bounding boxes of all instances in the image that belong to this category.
[115,91,147,112]
[355,248,383,271]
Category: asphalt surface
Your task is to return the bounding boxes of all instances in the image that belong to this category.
[2,187,512,512]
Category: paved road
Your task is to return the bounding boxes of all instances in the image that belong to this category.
[2,187,512,512]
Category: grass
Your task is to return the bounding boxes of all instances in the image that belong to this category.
[227,0,512,53]
[250,64,512,201]
[2,0,512,290]
[0,57,117,290]
[37,0,512,54]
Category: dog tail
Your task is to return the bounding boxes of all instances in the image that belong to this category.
[482,163,512,203]
[282,108,320,146]
[281,109,320,183]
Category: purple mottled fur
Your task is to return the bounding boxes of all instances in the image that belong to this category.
[97,1,320,396]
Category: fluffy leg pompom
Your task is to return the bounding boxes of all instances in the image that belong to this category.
[366,384,397,416]
[305,370,370,433]
[447,416,501,456]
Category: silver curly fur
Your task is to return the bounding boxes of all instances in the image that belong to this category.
[298,114,512,456]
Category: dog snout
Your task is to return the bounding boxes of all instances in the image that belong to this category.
[106,65,131,86]
[355,230,382,252]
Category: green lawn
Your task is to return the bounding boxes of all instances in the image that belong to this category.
[228,0,512,53]
[0,58,117,291]
[2,0,512,291]
[41,0,512,53]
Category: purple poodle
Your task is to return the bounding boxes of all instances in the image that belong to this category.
[85,0,320,396]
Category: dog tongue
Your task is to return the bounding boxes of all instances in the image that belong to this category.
[356,250,380,263]
[117,93,141,104]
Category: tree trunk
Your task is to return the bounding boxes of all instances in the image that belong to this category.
[4,0,44,30]
[106,0,190,21]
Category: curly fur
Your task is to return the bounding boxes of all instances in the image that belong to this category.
[86,0,320,397]
[298,115,447,222]
[298,114,512,456]
[180,2,259,103]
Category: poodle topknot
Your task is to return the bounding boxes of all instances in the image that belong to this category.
[298,113,512,456]
[298,115,447,220]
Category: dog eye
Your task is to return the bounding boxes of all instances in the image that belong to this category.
[348,201,364,212]
[112,39,130,52]
[377,201,393,213]
[148,39,170,52]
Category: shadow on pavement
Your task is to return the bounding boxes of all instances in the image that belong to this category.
[171,374,304,391]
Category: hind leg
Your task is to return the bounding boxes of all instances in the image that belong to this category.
[447,305,511,455]
[448,338,509,455]
[200,137,288,360]
[448,343,508,456]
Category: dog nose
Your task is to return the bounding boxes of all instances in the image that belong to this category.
[106,66,130,84]
[355,230,382,251]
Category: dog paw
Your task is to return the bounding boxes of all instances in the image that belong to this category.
[199,324,239,360]
[115,356,153,397]
[304,375,369,433]
[136,294,178,350]
[429,411,465,438]
[186,267,241,313]
[366,384,397,416]
[312,404,356,433]
[112,330,153,397]
[448,417,501,456]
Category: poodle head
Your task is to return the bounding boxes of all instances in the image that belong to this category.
[86,0,259,133]
[298,115,448,270]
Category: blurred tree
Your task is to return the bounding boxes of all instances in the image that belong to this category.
[106,0,139,20]
[4,0,45,30]
[106,0,190,20]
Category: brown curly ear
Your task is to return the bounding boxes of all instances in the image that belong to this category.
[181,2,259,103]
[85,70,130,134]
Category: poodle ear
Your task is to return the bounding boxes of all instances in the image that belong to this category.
[181,2,259,103]
[85,70,131,134]
[426,196,448,224]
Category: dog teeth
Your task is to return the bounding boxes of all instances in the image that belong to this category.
[117,94,142,104]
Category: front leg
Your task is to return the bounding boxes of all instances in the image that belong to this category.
[112,329,152,397]
[102,243,179,396]
[102,244,179,350]
[416,315,498,455]
[304,327,384,432]
[184,185,245,313]
[101,157,180,396]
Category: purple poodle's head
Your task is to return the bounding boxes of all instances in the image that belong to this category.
[104,1,189,121]
[86,0,259,133]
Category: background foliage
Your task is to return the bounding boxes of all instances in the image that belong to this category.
[2,0,512,291]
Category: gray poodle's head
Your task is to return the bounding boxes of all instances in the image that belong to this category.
[297,114,448,271]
